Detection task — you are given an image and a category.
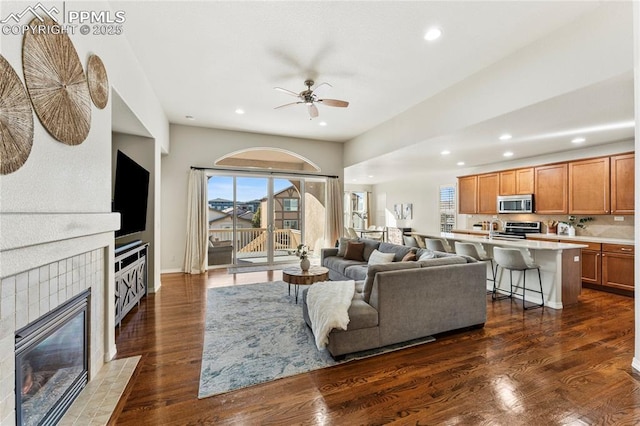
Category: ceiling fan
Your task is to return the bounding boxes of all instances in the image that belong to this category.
[274,79,349,119]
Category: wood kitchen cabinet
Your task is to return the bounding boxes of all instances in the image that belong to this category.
[499,167,534,195]
[568,157,610,214]
[458,175,477,214]
[477,173,498,214]
[611,153,635,214]
[580,242,602,286]
[602,244,634,292]
[534,163,568,214]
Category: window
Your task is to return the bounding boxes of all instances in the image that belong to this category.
[439,184,456,232]
[283,198,299,211]
[283,220,299,229]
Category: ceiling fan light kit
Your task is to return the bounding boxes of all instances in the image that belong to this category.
[274,79,349,119]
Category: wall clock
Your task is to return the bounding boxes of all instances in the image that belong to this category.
[0,54,34,175]
[22,17,91,145]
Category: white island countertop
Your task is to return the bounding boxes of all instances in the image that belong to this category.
[449,229,634,246]
[414,232,589,251]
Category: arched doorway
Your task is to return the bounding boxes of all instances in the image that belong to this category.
[206,148,327,270]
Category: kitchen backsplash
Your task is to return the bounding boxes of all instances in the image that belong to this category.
[463,214,634,240]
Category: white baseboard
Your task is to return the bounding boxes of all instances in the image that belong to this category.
[632,357,640,373]
[161,268,183,274]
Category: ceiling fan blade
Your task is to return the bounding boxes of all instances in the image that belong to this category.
[274,87,301,97]
[318,98,349,108]
[274,101,302,109]
[308,104,319,118]
[312,82,332,96]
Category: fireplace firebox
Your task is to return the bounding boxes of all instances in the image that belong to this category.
[15,290,90,426]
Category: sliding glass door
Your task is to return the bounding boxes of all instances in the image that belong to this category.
[207,173,326,269]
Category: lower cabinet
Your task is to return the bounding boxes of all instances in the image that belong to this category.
[602,244,634,292]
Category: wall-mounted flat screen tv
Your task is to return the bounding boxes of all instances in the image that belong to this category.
[113,150,150,238]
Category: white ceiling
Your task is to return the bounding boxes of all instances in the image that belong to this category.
[110,1,634,182]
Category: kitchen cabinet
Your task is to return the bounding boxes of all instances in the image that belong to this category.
[568,157,610,214]
[578,242,602,286]
[499,167,534,196]
[611,153,635,214]
[458,175,477,214]
[602,244,634,292]
[477,173,499,214]
[534,163,568,214]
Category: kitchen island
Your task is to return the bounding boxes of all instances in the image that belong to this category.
[412,232,588,309]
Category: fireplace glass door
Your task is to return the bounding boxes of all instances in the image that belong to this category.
[15,290,89,426]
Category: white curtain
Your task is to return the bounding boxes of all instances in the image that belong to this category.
[183,169,208,274]
[325,177,343,247]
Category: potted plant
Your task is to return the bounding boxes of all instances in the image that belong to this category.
[566,216,594,236]
[292,244,310,271]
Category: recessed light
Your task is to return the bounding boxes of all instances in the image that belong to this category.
[441,150,451,155]
[499,134,512,141]
[319,121,327,126]
[235,108,245,115]
[185,115,195,120]
[503,151,514,157]
[457,161,465,166]
[424,27,442,41]
[368,175,374,178]
[572,137,586,144]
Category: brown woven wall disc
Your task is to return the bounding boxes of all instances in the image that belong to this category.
[87,54,109,109]
[0,54,34,175]
[23,17,91,145]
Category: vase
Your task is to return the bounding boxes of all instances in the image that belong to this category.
[568,226,576,237]
[300,257,310,272]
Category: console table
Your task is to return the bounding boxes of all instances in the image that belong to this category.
[114,242,148,327]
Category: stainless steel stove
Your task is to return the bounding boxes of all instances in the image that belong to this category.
[493,221,541,239]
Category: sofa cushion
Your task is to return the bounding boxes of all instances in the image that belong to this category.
[324,256,365,275]
[344,241,365,261]
[418,249,436,260]
[358,238,381,261]
[378,242,413,262]
[344,264,368,281]
[368,249,395,265]
[346,299,379,330]
[362,262,421,302]
[337,237,357,257]
[417,256,468,268]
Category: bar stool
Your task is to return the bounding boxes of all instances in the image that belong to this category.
[425,239,448,253]
[493,247,544,310]
[454,242,497,296]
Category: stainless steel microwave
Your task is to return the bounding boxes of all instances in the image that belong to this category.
[497,194,534,214]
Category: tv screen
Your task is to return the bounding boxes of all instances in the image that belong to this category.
[113,150,150,238]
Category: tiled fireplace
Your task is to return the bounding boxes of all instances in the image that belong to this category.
[0,213,120,425]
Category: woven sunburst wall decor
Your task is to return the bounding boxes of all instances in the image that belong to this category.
[0,54,34,175]
[22,17,91,145]
[87,54,109,109]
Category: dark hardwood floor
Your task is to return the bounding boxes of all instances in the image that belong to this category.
[111,269,640,425]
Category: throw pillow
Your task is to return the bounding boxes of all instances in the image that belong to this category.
[401,251,417,262]
[337,237,356,257]
[368,249,395,265]
[418,250,436,260]
[344,241,365,261]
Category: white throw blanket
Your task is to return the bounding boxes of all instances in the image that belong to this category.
[306,280,355,350]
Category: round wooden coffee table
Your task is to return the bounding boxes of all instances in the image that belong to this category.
[282,265,329,303]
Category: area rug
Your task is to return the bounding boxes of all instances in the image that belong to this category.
[198,281,435,398]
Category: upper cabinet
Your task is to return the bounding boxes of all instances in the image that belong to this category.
[458,175,477,214]
[477,173,499,214]
[611,153,635,214]
[499,168,534,195]
[534,163,568,214]
[568,157,610,214]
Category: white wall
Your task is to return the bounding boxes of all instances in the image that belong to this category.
[161,124,344,272]
[633,1,640,375]
[372,140,636,234]
[344,2,633,169]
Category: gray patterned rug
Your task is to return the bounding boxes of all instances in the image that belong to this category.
[198,281,435,398]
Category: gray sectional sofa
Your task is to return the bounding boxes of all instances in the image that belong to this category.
[302,238,487,358]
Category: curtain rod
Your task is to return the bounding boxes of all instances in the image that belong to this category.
[190,166,339,179]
